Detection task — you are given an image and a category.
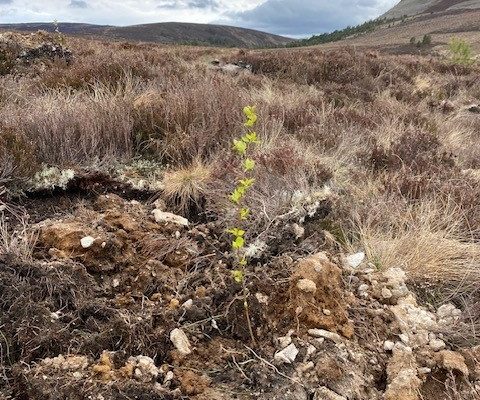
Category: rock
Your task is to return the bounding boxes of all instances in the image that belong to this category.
[274,343,299,364]
[437,303,461,325]
[467,104,480,113]
[314,387,347,400]
[128,356,158,383]
[385,345,421,400]
[381,288,393,299]
[296,279,317,293]
[170,328,192,356]
[346,252,365,268]
[289,253,353,338]
[308,329,343,344]
[384,340,395,351]
[358,284,369,293]
[429,339,446,352]
[152,210,189,227]
[439,350,469,376]
[292,223,305,239]
[80,236,95,249]
[277,331,294,348]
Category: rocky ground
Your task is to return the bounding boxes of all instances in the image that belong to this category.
[1,185,479,400]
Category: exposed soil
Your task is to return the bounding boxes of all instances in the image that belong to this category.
[1,186,479,400]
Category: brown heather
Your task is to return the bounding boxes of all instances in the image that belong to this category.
[2,34,480,320]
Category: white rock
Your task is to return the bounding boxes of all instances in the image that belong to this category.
[384,340,395,351]
[297,279,317,293]
[346,252,365,268]
[152,210,189,227]
[80,236,95,249]
[308,329,343,344]
[182,299,193,309]
[429,339,446,352]
[399,334,410,345]
[129,355,158,383]
[418,367,432,375]
[358,284,369,293]
[274,343,299,364]
[170,328,192,355]
[323,309,331,316]
[381,288,393,299]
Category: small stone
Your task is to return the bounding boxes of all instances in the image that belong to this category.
[274,343,299,364]
[382,288,393,299]
[439,350,468,376]
[467,104,480,113]
[278,333,293,348]
[292,223,305,239]
[182,299,193,309]
[296,279,317,293]
[255,292,269,304]
[164,370,174,384]
[358,284,369,293]
[152,210,189,227]
[399,334,410,345]
[323,309,331,316]
[175,231,181,239]
[346,252,365,268]
[80,236,95,249]
[418,367,432,375]
[170,328,192,356]
[384,341,395,352]
[308,329,343,344]
[429,339,446,352]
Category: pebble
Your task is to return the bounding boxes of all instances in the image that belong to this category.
[381,288,393,299]
[80,236,95,249]
[384,340,395,351]
[297,279,317,293]
[170,329,192,355]
[308,329,343,344]
[274,343,299,364]
[429,339,446,352]
[358,284,369,293]
[323,309,331,316]
[346,252,365,268]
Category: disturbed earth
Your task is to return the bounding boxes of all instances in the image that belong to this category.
[1,190,480,400]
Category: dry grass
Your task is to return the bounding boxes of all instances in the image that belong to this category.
[162,159,213,216]
[2,31,480,308]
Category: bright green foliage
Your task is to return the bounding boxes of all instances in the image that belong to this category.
[449,37,475,66]
[227,106,260,284]
[244,158,255,172]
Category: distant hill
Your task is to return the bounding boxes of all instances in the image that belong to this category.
[0,22,294,48]
[383,0,480,18]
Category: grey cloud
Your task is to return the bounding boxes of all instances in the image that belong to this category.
[227,0,396,37]
[157,0,219,9]
[70,0,88,8]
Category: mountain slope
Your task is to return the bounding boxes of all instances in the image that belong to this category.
[383,0,480,18]
[0,22,294,48]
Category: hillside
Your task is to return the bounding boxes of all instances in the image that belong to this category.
[383,0,480,18]
[318,8,480,54]
[0,21,294,48]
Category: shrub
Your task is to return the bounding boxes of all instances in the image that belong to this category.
[449,37,475,66]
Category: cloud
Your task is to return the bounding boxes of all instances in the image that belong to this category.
[225,0,398,37]
[157,0,220,9]
[0,0,397,36]
[69,0,88,8]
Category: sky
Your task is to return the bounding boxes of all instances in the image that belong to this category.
[0,0,399,37]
